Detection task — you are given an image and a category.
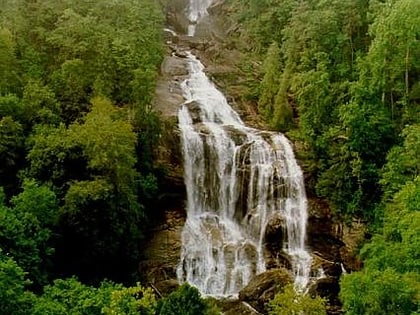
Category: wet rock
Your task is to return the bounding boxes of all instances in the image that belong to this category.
[239,268,292,313]
[174,50,188,58]
[311,255,343,278]
[207,0,226,15]
[184,100,202,123]
[265,251,292,271]
[139,209,186,286]
[265,212,286,251]
[164,0,190,34]
[160,55,188,77]
[216,299,261,315]
[339,220,366,272]
[223,125,248,145]
[163,28,179,44]
[154,279,180,297]
[308,277,340,305]
[307,198,352,265]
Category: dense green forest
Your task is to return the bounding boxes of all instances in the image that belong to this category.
[1,0,419,314]
[0,0,191,313]
[228,0,419,313]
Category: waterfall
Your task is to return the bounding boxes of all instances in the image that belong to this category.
[187,0,212,36]
[176,0,312,297]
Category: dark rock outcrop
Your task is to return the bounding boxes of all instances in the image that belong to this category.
[309,277,341,307]
[239,268,292,313]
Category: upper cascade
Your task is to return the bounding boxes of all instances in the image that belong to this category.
[187,0,213,36]
[176,50,312,296]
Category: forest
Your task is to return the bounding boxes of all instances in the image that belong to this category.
[227,0,419,313]
[0,0,419,314]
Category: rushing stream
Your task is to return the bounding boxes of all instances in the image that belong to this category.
[176,0,312,297]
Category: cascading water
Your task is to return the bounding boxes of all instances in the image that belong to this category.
[176,0,312,297]
[187,0,212,36]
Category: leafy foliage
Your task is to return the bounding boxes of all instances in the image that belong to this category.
[0,182,57,287]
[0,251,32,315]
[159,284,219,315]
[340,269,419,315]
[230,1,420,313]
[268,284,327,315]
[103,283,157,315]
[0,0,164,291]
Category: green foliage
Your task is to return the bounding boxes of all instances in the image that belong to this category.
[0,28,20,94]
[268,284,327,315]
[340,268,418,315]
[0,0,164,292]
[230,0,298,52]
[316,101,394,218]
[0,251,32,315]
[360,176,420,274]
[21,80,61,126]
[364,0,420,125]
[32,277,111,315]
[258,42,281,120]
[381,124,420,198]
[103,283,157,315]
[340,168,420,314]
[159,283,219,315]
[12,179,59,226]
[0,116,24,196]
[69,97,138,204]
[0,181,58,287]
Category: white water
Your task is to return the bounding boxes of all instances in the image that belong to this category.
[176,0,312,296]
[187,0,212,36]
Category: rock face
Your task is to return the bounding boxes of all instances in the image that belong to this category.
[139,208,185,295]
[238,268,293,313]
[142,0,366,313]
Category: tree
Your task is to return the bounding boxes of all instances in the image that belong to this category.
[0,181,58,287]
[258,42,281,120]
[340,268,418,315]
[340,169,420,314]
[103,283,157,315]
[53,97,143,283]
[363,0,420,126]
[0,116,25,196]
[26,124,88,197]
[68,96,139,209]
[0,251,32,315]
[21,80,61,127]
[32,277,106,315]
[0,183,57,287]
[159,284,218,315]
[316,100,394,219]
[0,28,20,94]
[268,284,327,315]
[30,278,157,315]
[381,124,420,198]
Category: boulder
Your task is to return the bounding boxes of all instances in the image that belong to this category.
[239,268,292,313]
[308,277,340,305]
[216,299,261,315]
[154,279,180,297]
[310,255,342,278]
[264,212,286,252]
[184,100,202,124]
